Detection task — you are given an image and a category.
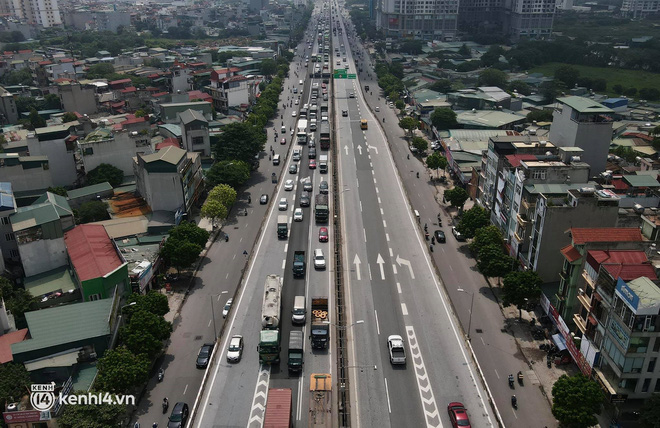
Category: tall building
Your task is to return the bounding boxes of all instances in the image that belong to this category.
[375,0,459,41]
[456,0,556,40]
[1,0,62,27]
[621,0,660,18]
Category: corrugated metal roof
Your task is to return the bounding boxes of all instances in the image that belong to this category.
[557,96,613,114]
[11,299,112,354]
[264,388,291,428]
[24,265,76,298]
[11,204,60,231]
[179,108,208,125]
[64,224,124,282]
[140,145,186,165]
[33,192,73,217]
[623,175,660,188]
[67,182,114,199]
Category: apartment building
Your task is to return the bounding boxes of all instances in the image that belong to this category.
[0,153,53,193]
[27,123,78,188]
[0,85,19,125]
[375,0,459,41]
[179,109,211,157]
[621,0,660,18]
[2,0,62,27]
[0,182,19,270]
[78,126,153,177]
[458,0,555,40]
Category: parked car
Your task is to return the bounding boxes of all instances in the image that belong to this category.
[434,230,446,243]
[319,227,329,242]
[294,208,304,222]
[196,343,214,368]
[226,335,244,363]
[222,298,233,318]
[447,402,471,428]
[452,227,465,241]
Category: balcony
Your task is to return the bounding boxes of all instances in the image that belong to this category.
[521,198,535,211]
[582,270,596,289]
[573,313,587,334]
[577,290,592,312]
[516,213,530,227]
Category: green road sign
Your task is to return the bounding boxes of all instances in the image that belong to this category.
[348,74,356,79]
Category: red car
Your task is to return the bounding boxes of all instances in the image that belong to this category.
[309,159,317,169]
[321,83,327,89]
[280,138,286,145]
[319,227,328,242]
[447,402,471,428]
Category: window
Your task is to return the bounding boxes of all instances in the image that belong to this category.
[1,216,8,225]
[648,357,656,373]
[655,379,660,393]
[642,378,651,393]
[5,233,14,241]
[88,294,101,301]
[84,147,93,155]
[10,249,18,258]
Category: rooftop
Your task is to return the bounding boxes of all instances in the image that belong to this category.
[64,224,124,282]
[571,228,643,245]
[0,329,29,363]
[623,276,660,315]
[24,265,77,299]
[140,145,186,165]
[11,192,73,232]
[557,96,613,114]
[66,182,113,199]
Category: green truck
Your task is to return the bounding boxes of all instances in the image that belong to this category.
[258,275,282,364]
[287,331,304,373]
[277,215,288,239]
[293,251,306,278]
[315,194,329,223]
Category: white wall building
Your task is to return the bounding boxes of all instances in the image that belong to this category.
[27,123,78,187]
[0,154,53,193]
[375,0,458,40]
[79,127,153,176]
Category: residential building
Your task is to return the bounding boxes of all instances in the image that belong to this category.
[456,109,526,130]
[207,74,255,113]
[374,0,459,41]
[548,96,614,176]
[134,146,204,214]
[2,0,62,27]
[179,109,210,156]
[64,224,129,302]
[158,101,213,123]
[10,192,74,277]
[64,9,131,32]
[27,123,79,187]
[0,85,19,124]
[458,0,555,40]
[58,82,98,115]
[0,153,53,193]
[558,228,645,325]
[0,182,19,269]
[447,87,515,111]
[171,67,193,94]
[78,126,153,177]
[621,0,660,18]
[66,182,114,210]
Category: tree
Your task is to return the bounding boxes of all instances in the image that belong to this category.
[398,116,419,138]
[508,80,533,96]
[554,65,580,88]
[444,187,469,211]
[160,238,203,274]
[61,112,77,123]
[3,68,33,86]
[430,107,457,130]
[480,45,504,67]
[540,80,566,103]
[0,277,38,322]
[123,291,169,320]
[47,186,68,196]
[476,244,515,281]
[0,363,31,413]
[469,225,503,256]
[201,199,227,227]
[458,44,471,57]
[95,346,150,393]
[639,87,660,101]
[457,206,490,239]
[395,100,405,111]
[260,58,278,76]
[612,84,624,95]
[639,393,660,428]
[57,394,125,428]
[526,110,553,123]
[76,201,110,223]
[205,160,250,189]
[207,184,237,212]
[411,136,428,153]
[87,163,124,187]
[429,79,452,93]
[28,108,46,129]
[120,309,172,358]
[213,122,266,164]
[400,40,423,54]
[43,93,62,110]
[478,69,508,88]
[426,152,448,177]
[501,270,543,320]
[168,221,210,248]
[86,63,115,79]
[551,374,603,428]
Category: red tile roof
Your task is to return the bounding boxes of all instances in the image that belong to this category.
[588,250,648,266]
[109,78,131,86]
[64,224,123,282]
[0,329,28,364]
[60,58,73,63]
[188,90,212,102]
[152,92,169,98]
[121,116,147,126]
[611,178,629,191]
[38,60,52,66]
[505,154,537,168]
[561,245,582,263]
[622,132,653,142]
[602,264,657,281]
[571,228,643,245]
[18,49,32,54]
[120,86,137,93]
[156,138,180,150]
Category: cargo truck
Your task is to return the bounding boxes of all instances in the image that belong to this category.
[319,123,330,150]
[310,297,330,349]
[297,119,308,144]
[287,331,304,373]
[277,215,288,239]
[264,388,292,428]
[258,275,282,364]
[314,194,329,223]
[309,374,332,427]
[318,155,328,174]
[293,251,306,278]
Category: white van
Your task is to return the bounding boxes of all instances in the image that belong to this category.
[313,248,326,270]
[273,154,281,165]
[292,296,306,324]
[299,79,304,85]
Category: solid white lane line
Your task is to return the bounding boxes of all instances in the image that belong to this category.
[384,378,392,413]
[397,283,402,294]
[401,303,408,316]
[375,310,380,335]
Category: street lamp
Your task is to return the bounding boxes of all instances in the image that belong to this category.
[336,319,363,330]
[457,288,474,340]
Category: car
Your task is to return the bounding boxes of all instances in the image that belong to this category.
[284,179,294,191]
[281,126,287,133]
[294,208,304,221]
[308,138,316,148]
[300,192,311,207]
[389,101,394,108]
[222,298,233,318]
[349,92,355,98]
[319,227,329,242]
[434,230,446,243]
[319,180,329,194]
[293,87,298,94]
[447,402,471,428]
[280,137,286,145]
[375,106,380,112]
[289,164,298,174]
[342,110,348,117]
[295,99,299,105]
[291,111,297,117]
[226,335,244,363]
[322,83,327,89]
[167,402,189,428]
[303,180,313,192]
[337,60,341,65]
[452,227,465,241]
[196,343,214,368]
[309,159,317,169]
[260,194,268,204]
[387,335,407,365]
[308,147,317,158]
[278,198,288,211]
[313,248,326,269]
[343,57,347,62]
[323,94,328,101]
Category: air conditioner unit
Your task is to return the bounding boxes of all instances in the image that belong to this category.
[6,403,18,412]
[578,288,584,295]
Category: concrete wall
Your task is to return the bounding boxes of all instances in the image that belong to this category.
[80,132,153,176]
[27,137,78,187]
[18,237,67,277]
[0,162,53,192]
[59,84,98,115]
[135,160,184,212]
[181,124,210,156]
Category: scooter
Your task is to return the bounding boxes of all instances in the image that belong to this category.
[511,395,517,409]
[508,374,514,388]
[162,398,169,414]
[157,369,164,382]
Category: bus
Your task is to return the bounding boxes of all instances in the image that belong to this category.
[360,119,368,130]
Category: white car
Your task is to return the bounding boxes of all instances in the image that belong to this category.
[375,106,380,112]
[226,335,243,363]
[313,248,326,269]
[294,208,303,221]
[222,298,233,318]
[284,179,294,191]
[291,111,297,117]
[295,99,299,105]
[278,198,288,211]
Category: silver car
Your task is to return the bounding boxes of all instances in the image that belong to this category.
[226,335,243,363]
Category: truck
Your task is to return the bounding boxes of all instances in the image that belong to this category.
[277,215,288,239]
[287,331,304,373]
[387,335,407,365]
[297,119,308,144]
[310,297,330,349]
[258,275,282,364]
[318,154,328,174]
[314,194,329,223]
[308,374,332,427]
[293,251,306,278]
[264,388,292,428]
[319,122,330,150]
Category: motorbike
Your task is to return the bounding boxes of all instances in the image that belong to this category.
[157,369,164,382]
[162,398,169,414]
[383,117,385,123]
[225,234,229,242]
[134,423,140,428]
[518,371,524,385]
[508,374,514,388]
[416,172,419,178]
[511,395,517,409]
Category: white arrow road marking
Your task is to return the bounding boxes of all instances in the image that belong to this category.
[247,366,270,427]
[395,255,415,279]
[344,145,349,155]
[368,145,379,154]
[357,144,363,155]
[376,254,386,280]
[353,253,362,280]
[406,326,441,428]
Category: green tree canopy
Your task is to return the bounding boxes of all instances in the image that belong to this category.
[28,108,46,130]
[426,152,448,176]
[95,346,150,393]
[160,238,203,274]
[554,65,580,88]
[411,136,428,153]
[47,186,68,196]
[478,68,508,88]
[57,392,125,428]
[469,225,503,256]
[86,63,115,79]
[551,374,603,428]
[480,45,505,67]
[429,79,453,93]
[395,100,405,110]
[476,244,515,280]
[0,362,31,413]
[444,187,469,210]
[502,270,543,319]
[430,107,457,130]
[3,68,33,86]
[398,116,419,137]
[61,112,78,123]
[168,221,210,248]
[207,184,238,211]
[260,58,278,76]
[213,122,266,164]
[120,309,172,358]
[201,199,228,227]
[205,160,250,189]
[86,163,124,187]
[508,80,533,96]
[458,44,471,57]
[0,277,38,322]
[400,40,423,54]
[639,393,660,428]
[527,110,553,123]
[76,201,110,224]
[123,291,169,320]
[457,206,490,238]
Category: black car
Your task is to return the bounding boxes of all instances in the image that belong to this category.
[289,164,298,174]
[260,194,268,204]
[319,181,329,194]
[300,192,311,207]
[196,343,214,369]
[309,147,317,159]
[342,110,348,117]
[303,181,313,192]
[168,402,189,428]
[434,230,446,243]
